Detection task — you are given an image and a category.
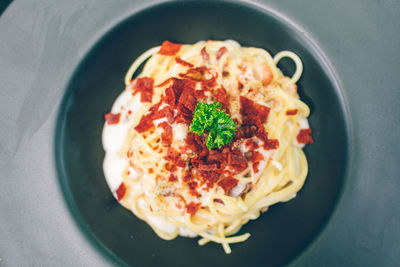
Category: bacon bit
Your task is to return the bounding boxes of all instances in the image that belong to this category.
[218,177,238,195]
[185,132,203,153]
[216,46,228,60]
[158,122,173,146]
[297,128,314,144]
[132,77,154,103]
[207,150,225,163]
[245,139,259,150]
[240,96,270,124]
[148,168,154,174]
[175,57,194,68]
[201,47,210,62]
[186,202,201,216]
[214,86,229,112]
[286,109,298,116]
[213,198,224,204]
[229,149,248,173]
[250,151,264,173]
[128,110,132,114]
[168,174,178,182]
[263,138,279,150]
[164,148,186,167]
[238,81,244,90]
[158,40,182,56]
[104,113,120,125]
[194,89,206,100]
[197,163,219,171]
[165,162,177,172]
[179,67,218,88]
[116,182,126,202]
[164,86,176,106]
[178,87,197,112]
[134,114,154,133]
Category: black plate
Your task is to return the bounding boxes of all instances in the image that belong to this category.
[55,1,349,266]
[3,0,400,266]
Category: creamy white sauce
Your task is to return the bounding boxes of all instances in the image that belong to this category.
[172,123,188,141]
[179,227,198,238]
[230,183,246,198]
[147,216,178,235]
[102,90,142,194]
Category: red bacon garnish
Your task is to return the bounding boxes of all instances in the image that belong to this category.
[175,57,194,68]
[164,148,186,168]
[227,149,248,174]
[286,109,298,116]
[218,177,238,195]
[185,202,201,216]
[134,115,154,133]
[245,139,259,151]
[179,67,218,88]
[214,86,229,112]
[158,41,182,56]
[216,46,228,60]
[240,96,270,124]
[132,77,154,103]
[201,47,210,62]
[250,151,264,173]
[104,113,120,125]
[297,128,314,144]
[158,122,173,146]
[178,87,197,112]
[168,174,178,182]
[116,182,126,202]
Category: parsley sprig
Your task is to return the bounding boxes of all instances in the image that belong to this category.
[190,102,237,149]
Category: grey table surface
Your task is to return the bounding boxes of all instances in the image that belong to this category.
[1,0,399,266]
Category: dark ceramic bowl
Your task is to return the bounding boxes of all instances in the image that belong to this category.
[55,1,350,266]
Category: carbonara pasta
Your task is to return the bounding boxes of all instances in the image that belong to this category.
[102,40,314,254]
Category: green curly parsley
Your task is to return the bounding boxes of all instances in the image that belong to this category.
[189,102,237,149]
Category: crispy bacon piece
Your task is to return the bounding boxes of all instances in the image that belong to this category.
[250,151,264,173]
[158,122,173,146]
[134,114,154,133]
[197,163,219,171]
[175,57,194,68]
[104,113,120,125]
[214,198,224,204]
[164,148,186,167]
[240,96,270,124]
[201,47,210,62]
[116,182,126,202]
[207,150,225,163]
[179,67,218,88]
[229,149,248,173]
[216,46,228,60]
[164,86,176,106]
[132,77,154,103]
[297,128,314,144]
[286,109,298,116]
[214,86,229,112]
[218,177,238,195]
[185,132,203,153]
[158,40,182,56]
[186,202,201,216]
[244,139,259,150]
[178,87,197,112]
[168,174,178,182]
[263,138,279,150]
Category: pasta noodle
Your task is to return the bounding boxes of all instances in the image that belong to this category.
[102,40,314,254]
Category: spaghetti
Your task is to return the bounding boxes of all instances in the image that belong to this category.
[102,40,314,254]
